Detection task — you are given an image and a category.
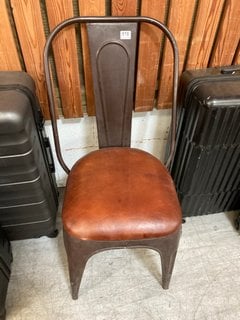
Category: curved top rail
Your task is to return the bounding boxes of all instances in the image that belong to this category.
[43,16,179,174]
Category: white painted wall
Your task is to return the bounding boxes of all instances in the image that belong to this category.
[44,109,171,186]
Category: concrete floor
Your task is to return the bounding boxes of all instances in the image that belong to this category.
[5,192,240,320]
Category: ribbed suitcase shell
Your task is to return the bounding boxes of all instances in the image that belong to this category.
[0,72,58,239]
[178,189,240,216]
[171,67,240,217]
[0,229,12,320]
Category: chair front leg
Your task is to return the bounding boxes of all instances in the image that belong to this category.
[63,230,93,299]
[153,228,181,289]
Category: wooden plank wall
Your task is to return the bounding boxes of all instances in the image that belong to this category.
[45,0,83,118]
[1,0,240,119]
[10,0,51,117]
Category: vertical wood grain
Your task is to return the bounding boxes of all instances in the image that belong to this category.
[0,0,21,71]
[111,0,138,15]
[45,0,83,118]
[10,0,51,118]
[5,0,240,119]
[157,0,196,108]
[186,0,225,69]
[135,0,167,112]
[78,0,105,116]
[209,0,240,67]
[233,41,240,65]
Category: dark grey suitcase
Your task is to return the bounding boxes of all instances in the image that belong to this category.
[170,66,240,217]
[0,71,58,240]
[0,228,12,320]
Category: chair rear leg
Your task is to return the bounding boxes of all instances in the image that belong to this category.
[63,230,93,299]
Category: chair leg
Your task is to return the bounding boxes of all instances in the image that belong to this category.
[160,248,178,289]
[152,228,181,289]
[63,230,94,299]
[63,227,181,299]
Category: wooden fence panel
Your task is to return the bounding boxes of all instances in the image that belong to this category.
[45,0,82,118]
[2,0,240,118]
[186,0,225,69]
[135,0,167,112]
[0,1,21,71]
[157,0,196,108]
[10,0,51,118]
[111,0,138,15]
[78,0,105,116]
[209,0,240,67]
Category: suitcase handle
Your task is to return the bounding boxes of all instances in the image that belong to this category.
[221,65,240,74]
[44,137,55,173]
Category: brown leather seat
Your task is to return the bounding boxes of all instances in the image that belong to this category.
[63,148,181,241]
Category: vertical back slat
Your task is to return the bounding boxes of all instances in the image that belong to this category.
[78,0,105,116]
[10,0,51,118]
[45,0,82,118]
[186,0,225,69]
[87,22,138,147]
[135,0,167,112]
[0,1,21,71]
[209,0,240,67]
[111,0,138,15]
[157,0,196,108]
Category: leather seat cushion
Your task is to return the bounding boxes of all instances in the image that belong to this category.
[62,147,182,241]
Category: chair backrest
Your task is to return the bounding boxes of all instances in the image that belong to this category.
[44,17,179,174]
[87,22,137,149]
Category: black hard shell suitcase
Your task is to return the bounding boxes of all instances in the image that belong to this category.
[0,228,12,320]
[171,66,240,217]
[0,71,58,240]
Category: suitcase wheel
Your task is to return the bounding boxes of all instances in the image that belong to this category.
[47,229,59,238]
[235,217,240,231]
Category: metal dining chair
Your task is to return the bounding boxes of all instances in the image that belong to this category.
[44,16,182,300]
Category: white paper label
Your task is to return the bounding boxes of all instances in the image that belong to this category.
[120,30,132,40]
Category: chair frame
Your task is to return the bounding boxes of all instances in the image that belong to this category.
[44,16,181,300]
[44,16,179,172]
